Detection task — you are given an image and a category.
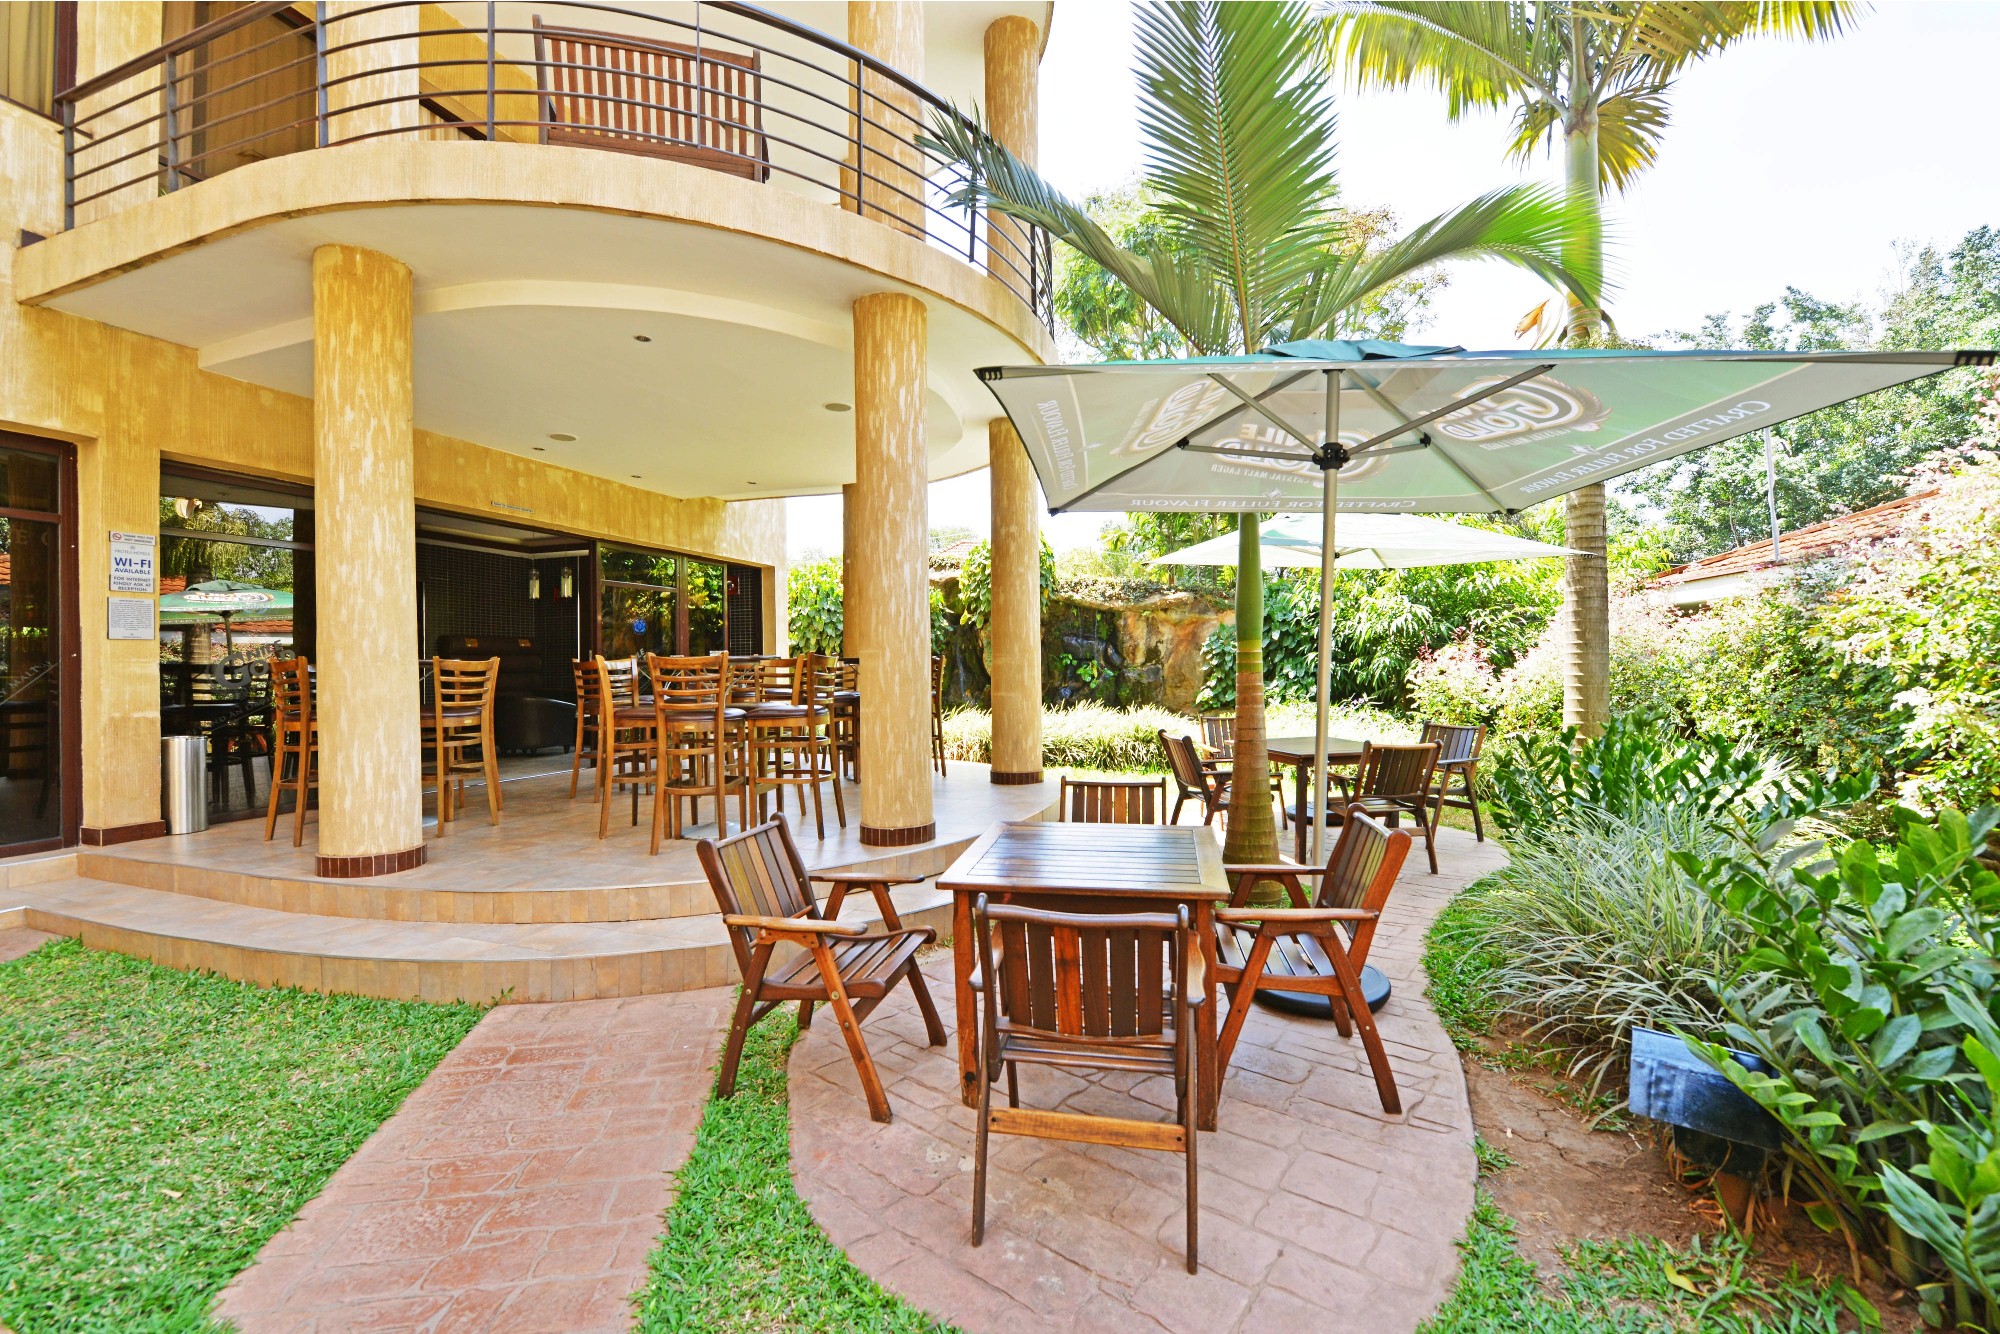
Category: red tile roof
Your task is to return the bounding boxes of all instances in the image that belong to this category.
[1653,491,1933,587]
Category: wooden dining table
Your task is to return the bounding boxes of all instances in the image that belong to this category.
[1264,735,1368,865]
[938,821,1230,1131]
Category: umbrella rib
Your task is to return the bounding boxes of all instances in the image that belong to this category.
[1348,363,1555,454]
[1348,368,1511,511]
[1178,443,1321,465]
[1347,364,1554,515]
[1174,369,1319,452]
[1203,374,1323,457]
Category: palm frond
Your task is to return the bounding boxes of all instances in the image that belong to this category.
[1315,2,1556,112]
[1135,1,1345,348]
[1292,185,1608,340]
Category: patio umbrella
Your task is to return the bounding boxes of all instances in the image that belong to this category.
[158,579,294,657]
[981,338,1995,859]
[1151,511,1577,571]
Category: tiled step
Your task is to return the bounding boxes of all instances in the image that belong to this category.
[2,875,953,1004]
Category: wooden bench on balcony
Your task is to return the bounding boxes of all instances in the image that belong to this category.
[531,18,770,181]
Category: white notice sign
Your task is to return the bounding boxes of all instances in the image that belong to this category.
[108,595,153,641]
[109,531,155,592]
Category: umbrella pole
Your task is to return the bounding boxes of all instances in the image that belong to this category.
[1312,371,1341,865]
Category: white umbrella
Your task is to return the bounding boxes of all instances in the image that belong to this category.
[1151,512,1578,571]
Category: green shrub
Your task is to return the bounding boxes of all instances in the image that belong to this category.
[1405,638,1506,727]
[942,701,1409,774]
[1491,593,1701,737]
[787,556,843,656]
[954,537,1056,630]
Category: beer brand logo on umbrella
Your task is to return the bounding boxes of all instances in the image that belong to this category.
[1435,375,1606,450]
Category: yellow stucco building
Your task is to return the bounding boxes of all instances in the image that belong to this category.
[0,0,1052,881]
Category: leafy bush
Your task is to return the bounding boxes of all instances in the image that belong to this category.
[1444,806,1742,1092]
[943,702,1194,773]
[954,537,1057,630]
[1405,638,1507,727]
[786,556,843,655]
[1491,593,1702,737]
[1678,804,2000,1320]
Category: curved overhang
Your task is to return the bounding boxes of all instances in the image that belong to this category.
[18,140,1057,499]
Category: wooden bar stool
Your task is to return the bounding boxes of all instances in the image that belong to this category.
[594,654,659,838]
[831,656,860,781]
[647,651,750,851]
[741,655,838,839]
[425,657,501,828]
[262,656,316,846]
[930,653,948,775]
[569,657,605,799]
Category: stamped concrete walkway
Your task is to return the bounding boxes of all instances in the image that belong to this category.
[790,824,1505,1334]
[216,987,732,1333]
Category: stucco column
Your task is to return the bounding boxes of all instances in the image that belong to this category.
[987,419,1043,784]
[841,481,867,658]
[324,1,424,144]
[312,245,424,876]
[851,292,932,845]
[848,2,926,238]
[1562,484,1609,737]
[982,16,1040,288]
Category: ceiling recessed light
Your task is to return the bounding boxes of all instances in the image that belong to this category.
[532,446,546,452]
[548,432,576,442]
[631,474,642,479]
[747,481,759,486]
[633,334,652,343]
[824,402,852,413]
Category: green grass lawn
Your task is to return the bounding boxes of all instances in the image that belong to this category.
[634,1013,951,1333]
[0,938,482,1334]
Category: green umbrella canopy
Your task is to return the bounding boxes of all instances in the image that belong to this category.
[1153,511,1576,571]
[979,339,1997,515]
[158,579,294,622]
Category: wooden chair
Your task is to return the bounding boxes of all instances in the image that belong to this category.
[1058,776,1164,824]
[569,657,604,799]
[532,19,770,180]
[426,657,501,828]
[742,655,842,839]
[970,897,1203,1272]
[262,656,315,846]
[1159,730,1229,826]
[1216,806,1411,1113]
[1344,741,1443,874]
[697,817,945,1123]
[648,652,750,851]
[830,656,860,781]
[594,655,659,838]
[930,654,948,776]
[1422,722,1488,843]
[1195,714,1287,828]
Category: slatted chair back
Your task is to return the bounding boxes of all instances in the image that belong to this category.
[976,900,1189,1043]
[930,654,947,700]
[697,817,818,974]
[649,651,729,711]
[433,656,500,715]
[269,656,312,725]
[838,657,860,692]
[532,19,767,180]
[571,657,601,715]
[1059,776,1165,825]
[596,655,639,705]
[1317,806,1410,966]
[755,655,802,704]
[1420,722,1484,769]
[803,653,844,707]
[1355,741,1439,803]
[1158,731,1213,798]
[1198,714,1235,760]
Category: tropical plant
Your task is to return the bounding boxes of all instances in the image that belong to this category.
[954,536,1056,630]
[928,0,1600,866]
[785,556,843,655]
[1318,0,1860,731]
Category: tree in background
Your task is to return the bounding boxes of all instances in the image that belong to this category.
[1627,227,2000,556]
[931,0,1598,866]
[1318,0,1860,735]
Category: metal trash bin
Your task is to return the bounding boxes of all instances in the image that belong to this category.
[160,735,209,835]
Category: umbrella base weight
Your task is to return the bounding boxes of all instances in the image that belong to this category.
[1250,964,1391,1017]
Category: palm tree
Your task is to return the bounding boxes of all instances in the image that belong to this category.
[930,0,1601,866]
[1316,0,1860,734]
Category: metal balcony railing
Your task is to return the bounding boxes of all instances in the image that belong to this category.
[55,1,1054,330]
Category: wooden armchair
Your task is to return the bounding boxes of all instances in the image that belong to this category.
[696,817,945,1124]
[1159,730,1229,826]
[1217,806,1411,1114]
[1347,741,1442,874]
[1421,722,1487,843]
[970,897,1204,1272]
[1058,776,1164,824]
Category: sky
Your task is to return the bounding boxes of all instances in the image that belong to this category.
[788,0,2000,558]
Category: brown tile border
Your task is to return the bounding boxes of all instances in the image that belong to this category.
[989,769,1045,785]
[860,821,937,848]
[81,821,166,846]
[314,845,426,878]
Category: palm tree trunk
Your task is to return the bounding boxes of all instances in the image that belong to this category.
[1222,514,1278,868]
[1561,111,1610,737]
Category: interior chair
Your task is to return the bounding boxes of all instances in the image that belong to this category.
[648,651,750,850]
[1159,730,1230,826]
[697,816,945,1123]
[1058,775,1165,824]
[1215,806,1411,1113]
[741,655,841,838]
[970,897,1203,1273]
[830,656,861,782]
[426,656,502,828]
[568,657,604,798]
[594,654,659,838]
[1421,722,1488,843]
[262,656,316,846]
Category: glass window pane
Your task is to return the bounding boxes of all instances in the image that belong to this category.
[0,446,58,514]
[0,516,61,846]
[686,560,726,655]
[600,584,674,662]
[0,3,56,116]
[599,545,676,588]
[159,477,304,541]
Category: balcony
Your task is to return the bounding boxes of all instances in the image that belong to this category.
[55,1,1053,329]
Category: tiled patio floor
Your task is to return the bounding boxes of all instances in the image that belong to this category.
[0,926,55,964]
[215,987,733,1333]
[789,825,1505,1334]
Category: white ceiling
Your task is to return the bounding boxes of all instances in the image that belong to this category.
[46,200,1040,499]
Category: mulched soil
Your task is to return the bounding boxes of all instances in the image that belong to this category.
[1460,1051,1921,1331]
